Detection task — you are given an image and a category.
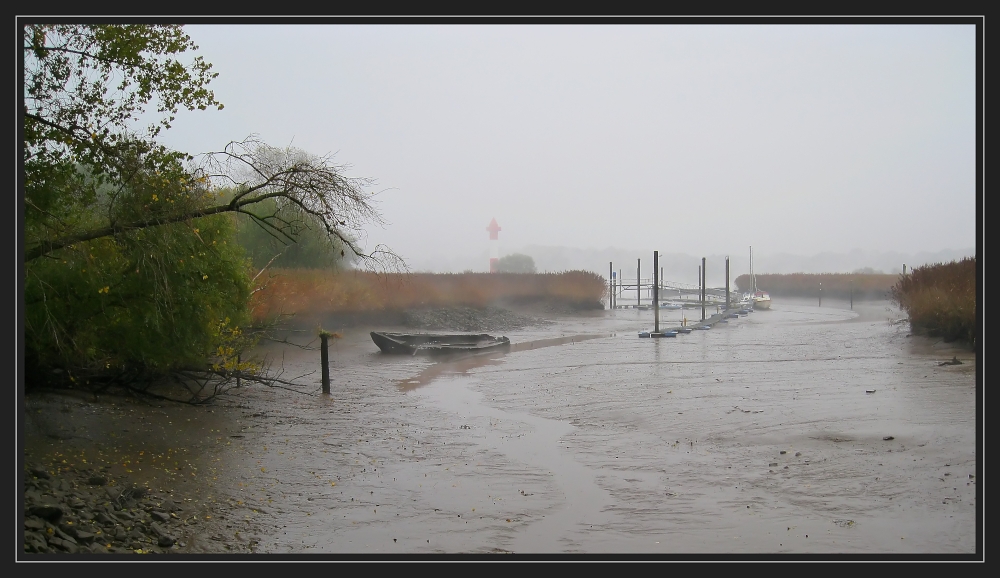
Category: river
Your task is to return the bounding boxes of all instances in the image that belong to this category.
[190,298,977,556]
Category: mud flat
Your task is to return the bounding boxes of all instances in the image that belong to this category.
[22,300,980,558]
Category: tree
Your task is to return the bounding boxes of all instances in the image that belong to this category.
[22,24,397,400]
[23,24,395,268]
[24,24,221,258]
[496,253,536,274]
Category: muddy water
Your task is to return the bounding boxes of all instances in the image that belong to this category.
[221,299,977,555]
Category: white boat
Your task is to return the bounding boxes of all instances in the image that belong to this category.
[752,290,772,310]
[748,246,771,310]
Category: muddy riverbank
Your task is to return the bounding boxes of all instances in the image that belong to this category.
[21,299,981,558]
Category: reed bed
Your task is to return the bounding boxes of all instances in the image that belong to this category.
[252,269,608,320]
[890,257,977,346]
[734,272,898,300]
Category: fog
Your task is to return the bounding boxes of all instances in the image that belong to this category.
[155,24,979,275]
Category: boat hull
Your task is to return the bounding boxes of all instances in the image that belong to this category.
[370,332,511,356]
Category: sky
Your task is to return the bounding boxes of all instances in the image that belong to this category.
[154,23,979,274]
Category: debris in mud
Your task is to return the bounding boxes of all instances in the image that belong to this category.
[865,389,876,394]
[938,357,963,366]
[833,520,856,527]
[883,436,895,441]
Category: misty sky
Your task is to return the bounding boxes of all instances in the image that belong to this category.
[156,23,978,272]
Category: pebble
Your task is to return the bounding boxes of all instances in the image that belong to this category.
[21,466,195,555]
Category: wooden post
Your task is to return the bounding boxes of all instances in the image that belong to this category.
[320,331,331,394]
[701,257,707,321]
[653,251,660,333]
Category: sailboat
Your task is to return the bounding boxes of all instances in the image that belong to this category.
[749,246,772,310]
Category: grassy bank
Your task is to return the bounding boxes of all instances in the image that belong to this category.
[252,269,607,322]
[890,257,977,347]
[734,272,898,300]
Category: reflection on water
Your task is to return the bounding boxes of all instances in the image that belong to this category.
[397,335,611,391]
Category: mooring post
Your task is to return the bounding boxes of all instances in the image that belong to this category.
[725,256,730,310]
[701,257,707,321]
[653,251,660,333]
[637,258,641,308]
[319,330,331,394]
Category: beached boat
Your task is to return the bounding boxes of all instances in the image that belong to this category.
[370,332,510,356]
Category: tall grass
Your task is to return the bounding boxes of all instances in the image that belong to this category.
[734,273,898,300]
[890,257,977,346]
[252,269,607,321]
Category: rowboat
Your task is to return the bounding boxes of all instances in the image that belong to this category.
[370,332,510,356]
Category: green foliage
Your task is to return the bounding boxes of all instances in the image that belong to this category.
[890,257,976,345]
[22,24,259,387]
[21,24,395,393]
[233,196,356,271]
[24,210,253,379]
[24,24,222,253]
[496,253,537,274]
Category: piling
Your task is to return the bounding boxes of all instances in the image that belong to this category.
[319,330,331,394]
[701,257,707,321]
[609,262,614,310]
[637,258,641,308]
[725,256,730,310]
[653,251,660,333]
